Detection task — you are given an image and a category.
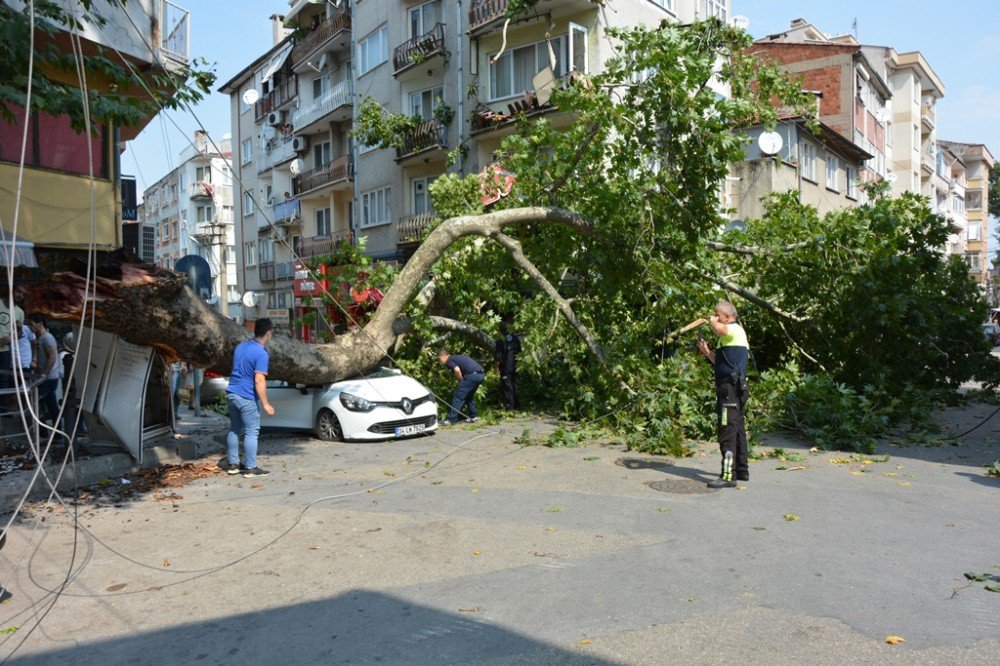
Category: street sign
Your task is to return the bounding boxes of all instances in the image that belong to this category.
[174,255,213,300]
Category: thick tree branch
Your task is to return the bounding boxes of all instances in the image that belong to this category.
[706,240,811,255]
[688,264,811,324]
[491,231,607,365]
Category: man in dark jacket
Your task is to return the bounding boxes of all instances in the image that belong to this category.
[438,348,485,425]
[494,322,521,410]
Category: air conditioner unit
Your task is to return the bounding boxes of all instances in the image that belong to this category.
[292,136,310,153]
[267,110,286,127]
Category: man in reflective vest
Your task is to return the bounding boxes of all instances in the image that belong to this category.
[696,300,750,489]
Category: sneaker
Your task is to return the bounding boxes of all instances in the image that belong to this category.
[441,420,456,426]
[707,477,737,489]
[242,467,270,478]
[221,461,242,475]
[0,587,12,604]
[468,417,479,423]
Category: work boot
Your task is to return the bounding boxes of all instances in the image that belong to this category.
[707,477,737,489]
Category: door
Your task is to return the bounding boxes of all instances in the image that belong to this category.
[261,380,315,430]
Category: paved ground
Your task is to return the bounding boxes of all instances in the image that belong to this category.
[0,401,998,665]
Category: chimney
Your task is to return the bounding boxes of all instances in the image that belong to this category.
[270,14,287,47]
[194,129,207,153]
[790,18,808,28]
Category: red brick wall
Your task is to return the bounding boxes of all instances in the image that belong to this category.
[751,43,859,118]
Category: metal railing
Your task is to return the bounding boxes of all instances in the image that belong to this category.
[189,181,213,199]
[394,23,446,73]
[258,135,297,173]
[298,230,352,257]
[160,0,190,64]
[273,198,301,223]
[254,76,299,122]
[397,211,437,244]
[290,8,352,67]
[259,262,275,281]
[292,155,354,195]
[293,78,352,130]
[469,0,511,33]
[275,261,295,280]
[396,118,445,160]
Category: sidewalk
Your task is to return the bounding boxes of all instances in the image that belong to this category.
[1,404,998,664]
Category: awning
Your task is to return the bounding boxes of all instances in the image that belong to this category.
[0,228,38,268]
[260,42,293,84]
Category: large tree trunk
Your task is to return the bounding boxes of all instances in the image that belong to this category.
[29,207,593,384]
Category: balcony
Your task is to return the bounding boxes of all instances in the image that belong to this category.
[290,9,352,69]
[258,135,297,174]
[159,0,190,65]
[189,221,214,241]
[298,230,353,258]
[469,0,515,35]
[276,261,295,280]
[920,103,936,130]
[273,197,301,225]
[397,211,437,245]
[259,261,275,281]
[254,76,299,123]
[393,23,446,76]
[395,118,446,162]
[293,155,354,196]
[189,181,214,199]
[470,72,580,137]
[293,78,353,133]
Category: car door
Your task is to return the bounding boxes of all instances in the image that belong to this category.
[261,380,313,430]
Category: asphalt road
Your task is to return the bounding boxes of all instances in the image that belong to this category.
[1,403,998,665]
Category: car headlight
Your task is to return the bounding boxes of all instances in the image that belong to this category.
[340,392,375,412]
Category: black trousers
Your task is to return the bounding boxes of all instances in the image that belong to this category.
[500,372,519,410]
[716,380,749,481]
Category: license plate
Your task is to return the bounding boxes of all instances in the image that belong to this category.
[394,424,425,436]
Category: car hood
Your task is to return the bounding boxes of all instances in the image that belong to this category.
[332,375,432,402]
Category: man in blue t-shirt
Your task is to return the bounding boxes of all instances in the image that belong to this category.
[696,300,750,489]
[438,348,485,425]
[225,318,276,478]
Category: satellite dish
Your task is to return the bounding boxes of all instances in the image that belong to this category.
[242,291,259,308]
[725,219,746,233]
[886,173,898,183]
[242,88,260,105]
[758,131,783,156]
[289,158,305,175]
[731,15,750,30]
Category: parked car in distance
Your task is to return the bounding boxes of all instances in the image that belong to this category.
[261,368,438,441]
[200,370,229,405]
[983,323,1000,346]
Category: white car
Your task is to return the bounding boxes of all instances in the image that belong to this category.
[261,368,439,441]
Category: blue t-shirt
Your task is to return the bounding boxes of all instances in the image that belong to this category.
[446,354,483,377]
[227,339,269,400]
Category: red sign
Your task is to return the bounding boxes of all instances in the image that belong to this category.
[293,262,325,297]
[478,163,516,206]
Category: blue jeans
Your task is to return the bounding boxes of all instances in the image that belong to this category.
[446,372,484,423]
[38,378,59,424]
[227,394,261,469]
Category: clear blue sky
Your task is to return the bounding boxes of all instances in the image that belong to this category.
[125,0,999,235]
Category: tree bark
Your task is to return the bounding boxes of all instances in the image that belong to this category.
[29,207,593,384]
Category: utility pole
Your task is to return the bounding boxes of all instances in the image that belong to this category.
[212,209,229,317]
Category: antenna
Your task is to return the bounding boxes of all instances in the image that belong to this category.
[730,15,750,30]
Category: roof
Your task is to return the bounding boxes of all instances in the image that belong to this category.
[774,116,873,163]
[217,36,294,94]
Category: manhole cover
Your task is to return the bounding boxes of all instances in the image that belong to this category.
[646,478,718,494]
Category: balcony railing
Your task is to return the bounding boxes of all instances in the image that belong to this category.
[258,134,297,173]
[259,262,275,281]
[292,155,354,195]
[254,76,299,122]
[276,261,295,280]
[397,211,437,244]
[273,197,301,224]
[393,23,446,74]
[298,230,352,257]
[293,78,352,130]
[290,9,352,67]
[469,0,515,33]
[159,0,190,64]
[189,181,214,199]
[396,118,445,161]
[920,103,936,128]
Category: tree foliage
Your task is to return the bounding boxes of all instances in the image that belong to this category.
[989,161,1000,220]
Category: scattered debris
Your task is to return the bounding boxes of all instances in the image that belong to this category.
[884,636,905,645]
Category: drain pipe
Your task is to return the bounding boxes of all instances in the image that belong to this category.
[455,0,464,173]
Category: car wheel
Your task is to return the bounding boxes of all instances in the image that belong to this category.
[315,408,343,442]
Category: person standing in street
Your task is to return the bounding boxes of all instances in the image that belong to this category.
[696,301,750,489]
[0,284,24,395]
[494,321,521,410]
[224,318,275,478]
[27,314,59,425]
[438,348,485,425]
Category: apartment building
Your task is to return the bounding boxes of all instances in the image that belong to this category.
[939,141,995,285]
[0,1,191,259]
[221,0,731,335]
[144,131,239,315]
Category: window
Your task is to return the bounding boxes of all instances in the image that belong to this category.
[953,194,965,215]
[965,253,982,272]
[196,205,213,223]
[172,220,178,239]
[0,106,108,178]
[245,241,257,267]
[361,187,391,228]
[800,141,816,181]
[913,125,920,152]
[569,23,588,74]
[967,222,982,241]
[222,205,233,224]
[313,141,331,169]
[699,0,727,21]
[221,166,232,185]
[490,36,566,100]
[359,25,388,75]
[316,207,331,236]
[846,165,858,198]
[409,87,444,121]
[243,191,255,216]
[412,176,437,214]
[825,155,840,191]
[966,190,983,210]
[179,172,188,190]
[312,73,330,100]
[409,1,440,39]
[648,0,674,11]
[241,138,253,165]
[258,236,274,263]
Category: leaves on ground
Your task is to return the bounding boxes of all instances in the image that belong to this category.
[985,585,1000,593]
[546,506,563,512]
[884,635,905,645]
[583,456,600,461]
[658,507,671,512]
[0,626,17,635]
[783,514,799,522]
[162,558,170,567]
[752,526,766,531]
[105,583,127,592]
